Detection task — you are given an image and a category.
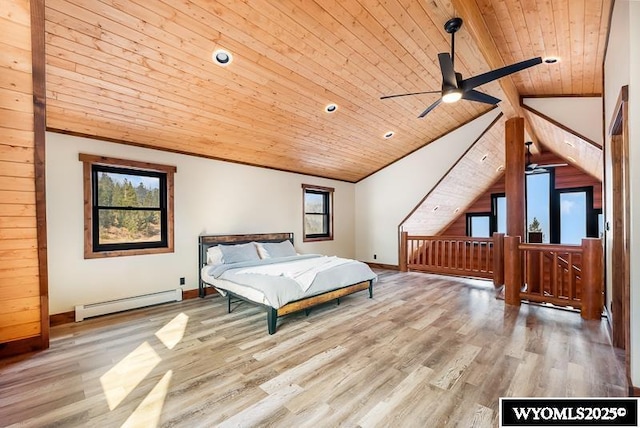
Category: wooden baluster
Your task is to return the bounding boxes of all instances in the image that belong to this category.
[526,249,541,294]
[493,233,504,287]
[568,252,574,301]
[504,235,522,306]
[400,231,408,272]
[551,252,559,298]
[538,251,544,297]
[581,238,603,320]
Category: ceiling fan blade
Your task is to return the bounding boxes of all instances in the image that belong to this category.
[462,57,543,91]
[539,163,568,168]
[380,90,441,100]
[438,53,457,89]
[418,97,442,118]
[461,89,501,105]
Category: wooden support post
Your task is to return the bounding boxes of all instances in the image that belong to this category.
[399,231,408,272]
[581,238,604,320]
[505,118,525,239]
[492,233,504,287]
[504,235,522,306]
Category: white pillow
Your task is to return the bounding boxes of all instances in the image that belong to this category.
[262,240,297,258]
[219,242,260,264]
[206,246,223,265]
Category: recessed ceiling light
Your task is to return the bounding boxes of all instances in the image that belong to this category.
[567,156,576,163]
[213,49,233,66]
[432,205,439,212]
[481,153,488,162]
[454,207,460,213]
[543,56,559,64]
[565,140,575,148]
[496,165,505,172]
[325,103,338,113]
[384,131,394,139]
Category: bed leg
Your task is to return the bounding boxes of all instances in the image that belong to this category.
[227,294,232,313]
[267,308,277,334]
[368,280,374,298]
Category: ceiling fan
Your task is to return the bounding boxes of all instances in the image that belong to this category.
[525,141,567,175]
[380,17,542,118]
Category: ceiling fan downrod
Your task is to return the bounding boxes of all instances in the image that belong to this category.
[444,17,463,71]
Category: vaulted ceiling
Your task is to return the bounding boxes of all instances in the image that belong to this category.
[44,0,611,184]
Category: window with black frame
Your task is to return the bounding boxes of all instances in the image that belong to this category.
[80,154,176,258]
[302,184,333,242]
[466,213,491,237]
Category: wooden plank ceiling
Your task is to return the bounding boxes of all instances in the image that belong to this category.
[43,0,611,183]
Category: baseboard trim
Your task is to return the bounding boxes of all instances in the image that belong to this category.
[50,288,219,327]
[50,311,75,327]
[182,287,218,299]
[0,336,44,359]
[366,262,399,270]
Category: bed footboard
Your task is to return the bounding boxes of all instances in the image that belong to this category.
[267,279,373,334]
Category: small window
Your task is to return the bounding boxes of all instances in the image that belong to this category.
[466,213,490,237]
[492,194,507,234]
[80,154,176,258]
[302,184,333,242]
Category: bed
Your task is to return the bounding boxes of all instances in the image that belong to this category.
[198,233,377,334]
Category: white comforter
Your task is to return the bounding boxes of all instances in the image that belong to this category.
[235,256,352,291]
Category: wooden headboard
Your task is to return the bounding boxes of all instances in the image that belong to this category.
[198,232,294,297]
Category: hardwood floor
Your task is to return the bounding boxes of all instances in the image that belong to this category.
[0,270,627,427]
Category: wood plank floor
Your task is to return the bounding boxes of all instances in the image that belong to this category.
[0,270,627,427]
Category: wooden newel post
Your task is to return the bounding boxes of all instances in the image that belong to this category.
[581,238,603,320]
[492,233,505,287]
[504,235,522,306]
[399,231,408,272]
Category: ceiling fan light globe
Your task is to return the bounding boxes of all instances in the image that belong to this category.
[442,89,462,103]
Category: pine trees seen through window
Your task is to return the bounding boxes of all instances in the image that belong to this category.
[80,154,176,258]
[94,167,165,249]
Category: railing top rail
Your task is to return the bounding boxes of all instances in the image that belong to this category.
[405,235,493,243]
[518,243,582,253]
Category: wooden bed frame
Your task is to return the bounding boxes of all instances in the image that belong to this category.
[198,232,374,334]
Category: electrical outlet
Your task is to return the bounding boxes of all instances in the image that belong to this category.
[179,277,185,285]
[373,254,377,260]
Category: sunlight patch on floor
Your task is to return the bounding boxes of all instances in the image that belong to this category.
[155,313,189,350]
[100,341,161,410]
[121,370,173,428]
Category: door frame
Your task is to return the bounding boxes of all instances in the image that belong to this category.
[606,85,630,384]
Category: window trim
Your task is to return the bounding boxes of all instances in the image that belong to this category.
[79,154,176,259]
[466,212,491,237]
[490,192,506,235]
[554,186,596,243]
[302,184,334,242]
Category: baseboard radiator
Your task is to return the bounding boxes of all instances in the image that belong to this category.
[75,288,183,322]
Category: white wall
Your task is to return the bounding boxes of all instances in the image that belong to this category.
[46,132,355,314]
[628,0,640,389]
[603,0,630,347]
[523,97,603,145]
[354,109,502,265]
[603,0,639,387]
